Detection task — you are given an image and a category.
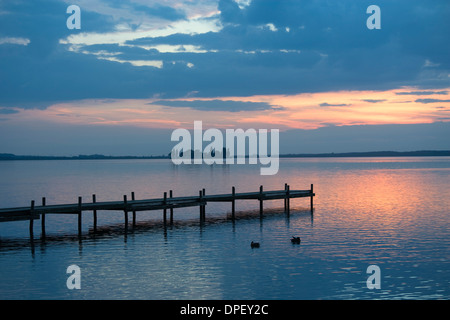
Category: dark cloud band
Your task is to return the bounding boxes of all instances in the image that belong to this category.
[151,99,283,112]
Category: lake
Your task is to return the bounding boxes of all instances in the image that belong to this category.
[0,157,449,299]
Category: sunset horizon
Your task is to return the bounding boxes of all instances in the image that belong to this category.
[1,0,449,304]
[1,1,449,156]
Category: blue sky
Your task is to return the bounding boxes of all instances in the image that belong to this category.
[0,0,449,156]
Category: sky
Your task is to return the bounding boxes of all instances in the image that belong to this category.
[0,0,449,156]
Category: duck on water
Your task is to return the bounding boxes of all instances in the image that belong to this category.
[251,241,260,248]
[291,236,301,244]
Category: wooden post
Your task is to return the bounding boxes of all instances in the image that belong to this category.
[163,192,167,224]
[231,186,236,220]
[169,190,173,225]
[29,200,35,240]
[78,197,82,238]
[199,190,203,221]
[259,185,263,217]
[123,195,128,230]
[286,184,290,214]
[284,183,287,212]
[131,192,136,228]
[202,188,206,220]
[310,184,314,213]
[92,194,97,233]
[41,197,46,240]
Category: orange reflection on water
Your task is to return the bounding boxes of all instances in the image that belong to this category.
[287,159,446,235]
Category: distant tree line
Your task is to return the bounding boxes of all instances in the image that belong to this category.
[1,150,449,161]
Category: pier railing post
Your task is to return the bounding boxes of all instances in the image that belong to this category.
[29,200,35,240]
[41,197,46,240]
[169,190,173,225]
[284,183,287,212]
[259,185,263,217]
[78,197,82,239]
[202,189,206,220]
[131,192,136,228]
[199,190,204,221]
[92,194,97,233]
[286,184,290,214]
[123,195,128,230]
[163,192,167,224]
[231,186,236,220]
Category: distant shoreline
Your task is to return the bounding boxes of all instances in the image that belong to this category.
[1,150,450,160]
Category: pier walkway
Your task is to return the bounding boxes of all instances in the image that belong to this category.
[0,184,314,239]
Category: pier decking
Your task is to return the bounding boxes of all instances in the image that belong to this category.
[0,184,314,240]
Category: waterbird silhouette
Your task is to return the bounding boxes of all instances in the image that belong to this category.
[291,236,301,244]
[251,241,260,248]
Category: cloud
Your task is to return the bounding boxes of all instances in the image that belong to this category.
[362,99,387,103]
[319,102,351,107]
[0,107,19,114]
[150,99,282,112]
[1,0,449,109]
[415,98,450,104]
[129,3,187,21]
[0,37,30,46]
[97,56,163,68]
[61,16,222,47]
[424,59,440,68]
[396,90,448,95]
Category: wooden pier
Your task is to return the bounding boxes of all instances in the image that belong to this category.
[0,184,314,240]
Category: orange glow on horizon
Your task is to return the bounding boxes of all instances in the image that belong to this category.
[5,87,450,130]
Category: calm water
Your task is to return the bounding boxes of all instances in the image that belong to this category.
[0,157,449,300]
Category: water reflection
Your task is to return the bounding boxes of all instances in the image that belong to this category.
[0,207,314,253]
[0,157,449,299]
